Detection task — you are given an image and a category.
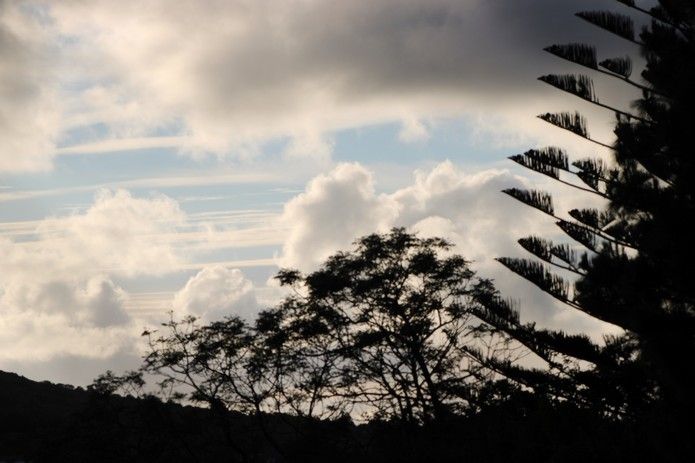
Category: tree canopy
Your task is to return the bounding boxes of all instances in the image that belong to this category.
[119,229,516,427]
[487,0,695,419]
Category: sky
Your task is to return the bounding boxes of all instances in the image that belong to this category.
[0,0,652,385]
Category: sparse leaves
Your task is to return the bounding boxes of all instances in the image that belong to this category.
[539,111,589,138]
[576,10,636,42]
[502,188,554,216]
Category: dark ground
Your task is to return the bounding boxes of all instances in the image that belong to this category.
[0,370,690,462]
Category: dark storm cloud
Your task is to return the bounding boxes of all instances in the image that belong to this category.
[197,0,637,107]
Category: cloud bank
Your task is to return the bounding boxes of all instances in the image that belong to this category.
[1,0,637,171]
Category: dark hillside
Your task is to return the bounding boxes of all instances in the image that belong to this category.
[0,370,355,462]
[2,370,690,462]
[1,371,89,458]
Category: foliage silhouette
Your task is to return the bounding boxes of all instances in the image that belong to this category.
[108,230,518,446]
[64,230,510,460]
[483,0,695,431]
[266,228,514,424]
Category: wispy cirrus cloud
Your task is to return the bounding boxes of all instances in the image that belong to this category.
[0,170,284,203]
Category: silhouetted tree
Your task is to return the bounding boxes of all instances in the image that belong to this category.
[480,0,695,421]
[92,229,530,461]
[135,314,286,460]
[268,228,515,424]
[109,229,519,428]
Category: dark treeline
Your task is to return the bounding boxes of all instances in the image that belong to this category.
[0,369,668,462]
[3,0,694,461]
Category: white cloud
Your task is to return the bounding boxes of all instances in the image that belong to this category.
[0,310,134,363]
[278,161,534,271]
[0,2,61,172]
[278,163,400,271]
[0,188,188,363]
[0,274,135,364]
[0,275,129,328]
[277,161,619,339]
[32,189,186,277]
[398,117,430,144]
[173,266,259,322]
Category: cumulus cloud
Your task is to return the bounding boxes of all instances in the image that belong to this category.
[390,162,534,258]
[278,163,400,270]
[0,188,187,364]
[1,275,129,328]
[173,266,259,322]
[277,161,618,338]
[32,189,185,277]
[0,310,134,363]
[278,161,536,272]
[0,273,135,365]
